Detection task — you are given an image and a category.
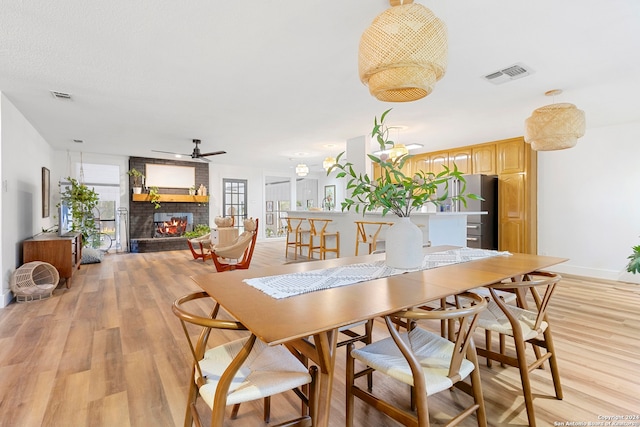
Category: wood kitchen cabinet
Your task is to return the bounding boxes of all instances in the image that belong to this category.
[23,232,82,288]
[496,137,537,254]
[472,144,497,175]
[380,137,537,254]
[448,148,472,174]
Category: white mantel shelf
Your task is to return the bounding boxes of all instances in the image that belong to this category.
[286,210,486,257]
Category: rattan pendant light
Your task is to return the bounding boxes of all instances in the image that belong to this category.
[359,0,447,102]
[524,90,586,151]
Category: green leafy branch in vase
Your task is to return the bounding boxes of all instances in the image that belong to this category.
[328,109,482,217]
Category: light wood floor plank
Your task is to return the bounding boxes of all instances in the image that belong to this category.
[0,239,638,426]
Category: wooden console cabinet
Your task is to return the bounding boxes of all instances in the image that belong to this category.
[23,232,82,288]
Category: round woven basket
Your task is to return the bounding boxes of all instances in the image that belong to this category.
[359,3,447,102]
[10,261,59,302]
[524,103,586,151]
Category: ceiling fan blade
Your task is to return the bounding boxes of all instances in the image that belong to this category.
[151,149,191,156]
[199,150,227,157]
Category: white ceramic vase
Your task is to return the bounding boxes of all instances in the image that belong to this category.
[385,217,424,269]
[132,187,142,194]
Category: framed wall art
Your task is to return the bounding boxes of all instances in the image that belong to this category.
[324,185,335,209]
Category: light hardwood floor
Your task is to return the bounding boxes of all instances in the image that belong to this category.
[0,240,639,426]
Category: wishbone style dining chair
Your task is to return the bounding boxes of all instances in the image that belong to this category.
[346,292,488,427]
[474,271,563,427]
[172,291,318,427]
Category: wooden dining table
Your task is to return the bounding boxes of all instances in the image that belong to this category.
[190,245,567,427]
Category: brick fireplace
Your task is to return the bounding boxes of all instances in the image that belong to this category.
[128,157,209,253]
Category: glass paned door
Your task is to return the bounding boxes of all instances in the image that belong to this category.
[223,179,247,232]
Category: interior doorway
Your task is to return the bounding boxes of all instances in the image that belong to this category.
[222,179,247,232]
[264,176,290,238]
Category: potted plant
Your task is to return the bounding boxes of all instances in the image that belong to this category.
[58,177,100,245]
[189,185,196,196]
[184,224,211,239]
[149,186,161,209]
[127,168,145,194]
[626,244,640,274]
[329,109,480,268]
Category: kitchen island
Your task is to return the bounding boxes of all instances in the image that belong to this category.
[285,210,486,257]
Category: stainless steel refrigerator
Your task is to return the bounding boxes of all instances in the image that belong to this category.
[439,174,498,250]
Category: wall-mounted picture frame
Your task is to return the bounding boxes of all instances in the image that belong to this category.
[42,167,50,218]
[266,200,273,212]
[266,213,274,225]
[324,185,336,207]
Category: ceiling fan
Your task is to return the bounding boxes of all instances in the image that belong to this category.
[152,139,226,162]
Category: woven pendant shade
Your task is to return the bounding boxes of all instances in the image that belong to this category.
[359,2,447,102]
[524,103,586,151]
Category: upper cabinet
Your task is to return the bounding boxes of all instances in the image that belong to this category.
[497,138,527,174]
[448,148,472,174]
[472,144,496,175]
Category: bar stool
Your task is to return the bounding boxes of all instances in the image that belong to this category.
[284,217,310,260]
[308,218,340,260]
[354,220,394,256]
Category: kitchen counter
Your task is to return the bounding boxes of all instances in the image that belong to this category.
[285,210,486,257]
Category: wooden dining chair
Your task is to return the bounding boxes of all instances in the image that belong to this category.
[172,291,318,427]
[474,271,563,427]
[346,292,488,427]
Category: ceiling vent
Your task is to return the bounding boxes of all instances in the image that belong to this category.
[483,63,533,85]
[50,90,72,100]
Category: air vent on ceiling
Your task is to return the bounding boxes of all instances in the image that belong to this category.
[50,90,72,100]
[73,139,84,144]
[483,63,533,85]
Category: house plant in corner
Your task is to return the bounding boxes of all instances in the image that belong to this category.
[59,177,100,245]
[329,109,480,269]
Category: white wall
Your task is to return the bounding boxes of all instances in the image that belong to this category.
[1,94,56,307]
[538,120,640,284]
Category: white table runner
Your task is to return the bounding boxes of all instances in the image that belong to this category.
[244,248,511,299]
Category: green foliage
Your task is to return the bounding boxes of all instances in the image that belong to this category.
[149,186,161,209]
[328,109,482,217]
[127,168,144,187]
[183,224,211,239]
[59,177,100,244]
[626,245,640,274]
